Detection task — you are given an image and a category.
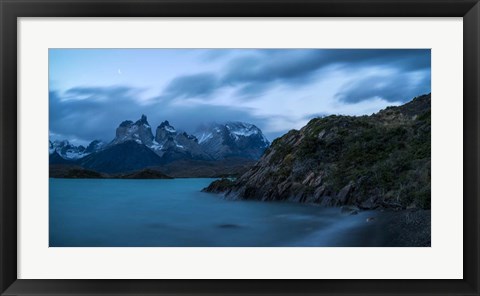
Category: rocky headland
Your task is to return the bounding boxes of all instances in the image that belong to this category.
[203,94,431,211]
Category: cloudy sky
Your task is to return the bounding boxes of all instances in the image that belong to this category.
[49,49,431,145]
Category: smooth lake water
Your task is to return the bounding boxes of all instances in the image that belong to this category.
[50,178,384,247]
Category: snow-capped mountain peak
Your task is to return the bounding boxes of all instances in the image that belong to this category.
[152,121,207,160]
[49,139,105,160]
[49,116,270,165]
[225,122,262,139]
[85,140,106,154]
[111,115,154,146]
[155,120,178,143]
[157,120,176,133]
[194,121,270,160]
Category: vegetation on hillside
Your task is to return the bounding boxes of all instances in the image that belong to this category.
[204,94,431,210]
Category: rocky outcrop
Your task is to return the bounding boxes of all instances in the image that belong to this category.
[201,178,235,193]
[204,94,431,210]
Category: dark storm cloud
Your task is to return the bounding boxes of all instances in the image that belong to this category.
[155,49,430,102]
[236,82,271,98]
[156,73,218,102]
[221,51,324,86]
[335,70,431,103]
[64,86,139,99]
[49,87,146,143]
[222,49,430,85]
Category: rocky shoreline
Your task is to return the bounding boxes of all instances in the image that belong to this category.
[375,209,431,247]
[338,208,431,247]
[201,182,431,246]
[288,207,431,247]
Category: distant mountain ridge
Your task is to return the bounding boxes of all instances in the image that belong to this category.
[49,116,270,174]
[49,139,106,161]
[195,122,270,160]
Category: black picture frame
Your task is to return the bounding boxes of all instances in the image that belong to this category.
[1,0,479,295]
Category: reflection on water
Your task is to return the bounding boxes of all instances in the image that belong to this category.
[49,178,382,247]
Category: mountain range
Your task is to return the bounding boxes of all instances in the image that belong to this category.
[49,116,270,175]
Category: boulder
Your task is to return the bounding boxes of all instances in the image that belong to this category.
[337,183,354,204]
[312,175,323,187]
[317,129,326,139]
[302,171,315,185]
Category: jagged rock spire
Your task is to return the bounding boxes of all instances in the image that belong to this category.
[111,115,154,146]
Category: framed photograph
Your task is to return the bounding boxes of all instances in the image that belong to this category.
[1,0,479,295]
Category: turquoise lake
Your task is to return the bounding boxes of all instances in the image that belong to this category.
[49,178,384,247]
